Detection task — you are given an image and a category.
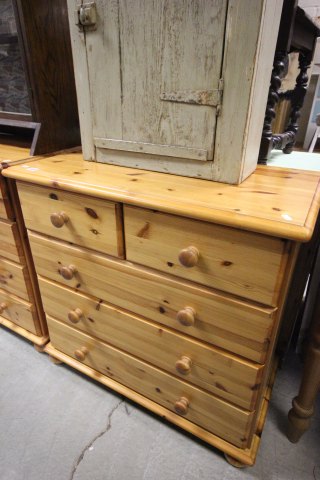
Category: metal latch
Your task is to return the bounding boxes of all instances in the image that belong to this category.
[75,2,97,31]
[160,79,224,110]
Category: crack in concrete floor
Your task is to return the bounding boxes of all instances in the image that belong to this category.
[69,399,124,480]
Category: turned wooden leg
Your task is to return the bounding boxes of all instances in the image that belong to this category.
[49,355,63,365]
[224,454,247,468]
[287,288,320,443]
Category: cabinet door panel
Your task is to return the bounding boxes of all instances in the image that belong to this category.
[86,0,227,161]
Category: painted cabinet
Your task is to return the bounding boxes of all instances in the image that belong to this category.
[68,0,283,184]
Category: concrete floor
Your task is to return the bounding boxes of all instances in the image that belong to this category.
[0,326,319,480]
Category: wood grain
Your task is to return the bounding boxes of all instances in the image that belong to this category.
[1,317,48,346]
[0,288,39,335]
[84,0,227,161]
[47,315,254,448]
[124,206,286,305]
[0,177,14,220]
[31,234,275,362]
[38,277,263,410]
[0,219,25,263]
[7,179,48,337]
[0,143,30,163]
[0,256,29,300]
[5,153,320,242]
[66,0,95,160]
[213,0,283,183]
[14,0,81,155]
[18,182,124,258]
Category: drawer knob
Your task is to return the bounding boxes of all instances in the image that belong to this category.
[0,302,8,314]
[175,356,192,375]
[68,308,84,324]
[176,307,195,327]
[178,246,199,268]
[50,211,69,228]
[74,347,88,361]
[174,397,189,415]
[60,265,77,280]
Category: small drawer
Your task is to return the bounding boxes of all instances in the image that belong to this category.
[17,182,124,258]
[0,178,14,220]
[0,219,25,264]
[39,277,263,410]
[47,315,255,448]
[124,206,287,306]
[30,232,275,363]
[0,288,38,335]
[0,257,29,300]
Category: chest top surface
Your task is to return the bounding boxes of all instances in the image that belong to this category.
[0,143,31,166]
[3,151,320,242]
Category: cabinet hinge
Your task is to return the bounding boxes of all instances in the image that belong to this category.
[160,79,224,110]
[75,1,97,32]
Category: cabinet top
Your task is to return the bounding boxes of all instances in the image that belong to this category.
[0,143,31,165]
[2,151,320,242]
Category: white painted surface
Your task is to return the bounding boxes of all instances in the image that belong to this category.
[68,0,282,184]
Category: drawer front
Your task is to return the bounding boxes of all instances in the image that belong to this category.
[0,288,38,335]
[47,315,254,448]
[0,257,29,300]
[0,179,14,220]
[0,219,25,264]
[17,182,124,258]
[30,232,275,363]
[124,206,286,306]
[39,277,263,410]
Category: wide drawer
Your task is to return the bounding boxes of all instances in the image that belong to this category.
[39,277,263,409]
[0,219,25,264]
[47,315,255,448]
[29,232,275,363]
[0,256,29,300]
[0,288,38,335]
[0,178,14,220]
[124,206,287,306]
[17,182,124,258]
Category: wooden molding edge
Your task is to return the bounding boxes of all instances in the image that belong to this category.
[0,317,49,346]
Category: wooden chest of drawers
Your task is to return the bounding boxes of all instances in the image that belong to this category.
[4,152,320,466]
[0,144,48,347]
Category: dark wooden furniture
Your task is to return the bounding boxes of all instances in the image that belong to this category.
[287,242,320,443]
[258,0,320,163]
[0,0,80,155]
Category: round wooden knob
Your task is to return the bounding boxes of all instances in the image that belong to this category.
[178,246,199,268]
[50,211,69,228]
[174,397,189,415]
[74,347,88,361]
[60,265,77,280]
[0,302,8,314]
[176,307,196,327]
[68,308,84,324]
[175,356,192,375]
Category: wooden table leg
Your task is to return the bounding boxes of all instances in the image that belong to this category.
[287,288,320,443]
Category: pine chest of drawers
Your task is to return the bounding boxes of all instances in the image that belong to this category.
[4,151,320,466]
[0,144,48,348]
